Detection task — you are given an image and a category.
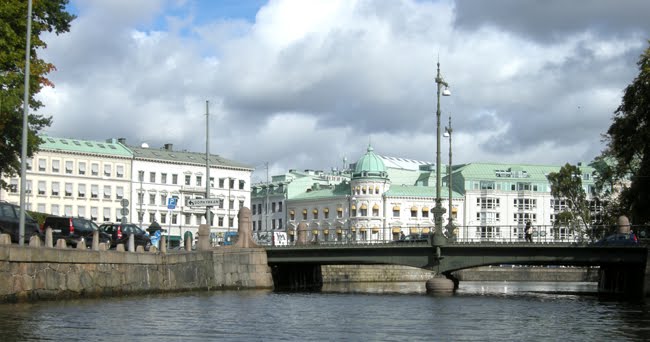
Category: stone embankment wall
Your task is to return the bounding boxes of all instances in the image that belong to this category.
[0,245,272,303]
[321,265,599,283]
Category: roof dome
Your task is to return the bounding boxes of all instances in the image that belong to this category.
[353,145,387,179]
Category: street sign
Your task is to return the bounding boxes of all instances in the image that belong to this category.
[187,198,221,207]
[120,198,129,207]
[120,208,129,216]
[167,197,178,210]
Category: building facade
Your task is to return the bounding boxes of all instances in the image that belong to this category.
[0,136,132,224]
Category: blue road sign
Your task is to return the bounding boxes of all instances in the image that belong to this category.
[167,197,178,210]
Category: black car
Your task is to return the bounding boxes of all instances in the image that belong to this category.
[99,223,151,250]
[0,200,41,244]
[593,232,639,246]
[42,215,112,248]
[396,233,431,243]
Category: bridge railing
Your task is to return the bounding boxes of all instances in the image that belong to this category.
[272,224,650,247]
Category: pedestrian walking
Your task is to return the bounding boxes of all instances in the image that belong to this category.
[525,221,533,243]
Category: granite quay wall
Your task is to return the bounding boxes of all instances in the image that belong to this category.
[0,245,273,303]
[321,265,599,283]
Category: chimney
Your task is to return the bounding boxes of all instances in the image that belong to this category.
[164,143,173,151]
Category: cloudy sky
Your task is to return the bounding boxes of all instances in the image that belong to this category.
[36,0,650,182]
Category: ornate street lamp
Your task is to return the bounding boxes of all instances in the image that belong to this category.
[432,62,450,249]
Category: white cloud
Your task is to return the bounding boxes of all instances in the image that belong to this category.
[35,0,650,178]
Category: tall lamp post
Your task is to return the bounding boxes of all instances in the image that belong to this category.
[432,61,451,249]
[443,116,453,239]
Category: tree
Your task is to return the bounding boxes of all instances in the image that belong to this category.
[547,163,592,241]
[599,41,650,224]
[0,0,75,189]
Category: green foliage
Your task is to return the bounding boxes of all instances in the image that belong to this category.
[547,163,591,240]
[599,41,650,224]
[0,0,75,188]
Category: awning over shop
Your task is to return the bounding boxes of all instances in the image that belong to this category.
[167,235,181,242]
[392,205,400,211]
[372,204,379,210]
[411,206,418,211]
[372,227,379,233]
[392,227,401,233]
[422,228,431,234]
[360,204,368,209]
[409,228,418,234]
[422,207,429,212]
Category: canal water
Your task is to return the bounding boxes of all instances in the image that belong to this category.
[1,282,649,341]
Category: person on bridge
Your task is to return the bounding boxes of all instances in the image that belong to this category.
[525,221,533,243]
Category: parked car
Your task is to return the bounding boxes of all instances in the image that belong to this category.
[593,232,639,246]
[395,233,431,243]
[42,215,112,248]
[0,200,41,244]
[98,223,151,250]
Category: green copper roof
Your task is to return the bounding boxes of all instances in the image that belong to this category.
[385,184,462,198]
[353,145,387,178]
[39,136,132,157]
[455,162,596,184]
[291,182,351,200]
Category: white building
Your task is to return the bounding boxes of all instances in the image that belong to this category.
[126,140,253,246]
[0,136,132,223]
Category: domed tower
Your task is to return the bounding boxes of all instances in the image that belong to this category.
[349,145,390,241]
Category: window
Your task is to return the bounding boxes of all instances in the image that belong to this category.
[324,209,330,219]
[38,181,46,195]
[78,206,86,218]
[137,192,144,205]
[476,212,500,223]
[138,211,144,222]
[229,199,234,210]
[161,173,167,184]
[313,209,318,220]
[26,158,32,170]
[302,210,308,220]
[185,175,191,185]
[551,199,569,211]
[26,180,32,195]
[272,219,276,229]
[149,194,156,205]
[228,217,234,227]
[160,213,166,224]
[90,207,98,221]
[65,161,73,174]
[477,197,500,209]
[172,174,178,184]
[278,218,282,229]
[103,208,111,222]
[514,213,536,223]
[257,203,261,213]
[115,187,123,200]
[253,221,256,230]
[373,205,379,217]
[51,204,59,216]
[252,205,257,215]
[219,178,225,188]
[91,163,99,176]
[278,202,283,212]
[116,165,124,178]
[50,160,60,173]
[149,212,156,223]
[514,198,536,210]
[239,180,245,190]
[229,178,235,189]
[480,181,495,190]
[91,185,99,199]
[421,208,428,218]
[51,182,60,196]
[185,214,191,225]
[150,172,156,183]
[272,202,276,213]
[196,175,202,187]
[38,159,46,172]
[172,214,178,224]
[138,170,145,182]
[516,182,531,191]
[103,186,111,200]
[393,207,400,217]
[290,211,296,220]
[410,208,417,218]
[38,203,45,213]
[65,183,73,197]
[239,200,244,209]
[360,205,367,217]
[79,162,86,175]
[476,226,500,239]
[160,194,167,206]
[78,184,86,198]
[104,164,112,177]
[9,179,18,193]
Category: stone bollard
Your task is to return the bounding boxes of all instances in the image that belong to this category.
[29,234,42,247]
[296,222,309,246]
[136,245,144,253]
[99,242,110,251]
[77,239,86,249]
[185,236,192,251]
[160,236,167,253]
[617,215,631,234]
[92,230,99,251]
[45,227,53,248]
[0,234,11,245]
[234,207,258,248]
[198,224,210,251]
[149,246,158,253]
[56,239,67,249]
[128,234,135,252]
[116,244,125,252]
